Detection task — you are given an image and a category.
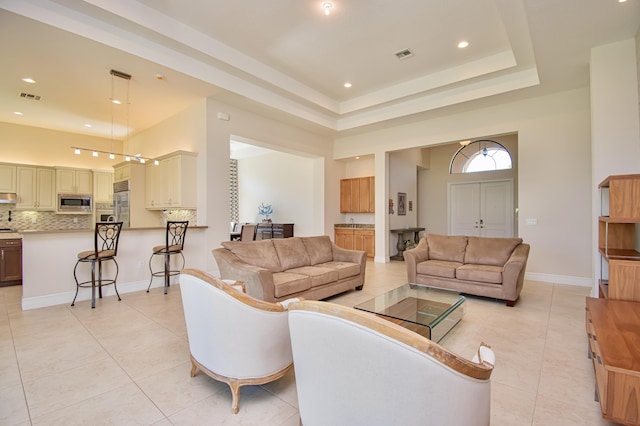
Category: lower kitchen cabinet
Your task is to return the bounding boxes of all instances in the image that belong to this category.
[334,227,375,258]
[0,239,22,286]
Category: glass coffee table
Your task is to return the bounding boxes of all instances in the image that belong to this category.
[354,284,465,342]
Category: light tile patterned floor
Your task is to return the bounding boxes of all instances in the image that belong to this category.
[0,261,616,425]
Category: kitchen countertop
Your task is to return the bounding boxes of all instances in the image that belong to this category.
[15,225,209,235]
[334,223,375,229]
[0,233,22,239]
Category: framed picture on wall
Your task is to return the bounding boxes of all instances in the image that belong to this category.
[398,192,406,215]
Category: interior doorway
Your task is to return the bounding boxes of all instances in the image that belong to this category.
[448,179,514,237]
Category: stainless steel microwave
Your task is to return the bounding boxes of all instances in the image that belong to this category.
[58,193,93,213]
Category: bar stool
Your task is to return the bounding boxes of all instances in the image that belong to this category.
[147,221,189,294]
[72,222,123,309]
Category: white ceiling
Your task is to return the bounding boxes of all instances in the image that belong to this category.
[1,0,639,140]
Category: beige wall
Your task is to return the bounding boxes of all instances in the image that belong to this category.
[418,134,518,236]
[0,122,122,170]
[335,88,592,284]
[237,151,316,236]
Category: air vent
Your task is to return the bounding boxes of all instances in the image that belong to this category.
[19,92,42,101]
[394,48,414,60]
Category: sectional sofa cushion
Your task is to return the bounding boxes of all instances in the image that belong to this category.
[426,234,468,263]
[319,261,361,280]
[464,237,523,266]
[273,238,311,271]
[273,272,311,298]
[416,260,462,279]
[287,266,339,287]
[221,240,282,272]
[456,264,503,284]
[301,236,334,265]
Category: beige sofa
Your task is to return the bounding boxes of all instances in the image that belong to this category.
[403,234,530,306]
[212,236,366,303]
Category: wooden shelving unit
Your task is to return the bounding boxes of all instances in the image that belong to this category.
[590,174,640,425]
[598,174,640,300]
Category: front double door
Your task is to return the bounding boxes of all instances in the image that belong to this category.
[449,180,514,237]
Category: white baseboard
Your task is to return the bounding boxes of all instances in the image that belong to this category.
[22,270,224,311]
[525,272,592,287]
[22,278,168,311]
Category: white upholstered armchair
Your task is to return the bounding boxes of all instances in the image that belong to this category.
[179,269,295,414]
[288,300,495,426]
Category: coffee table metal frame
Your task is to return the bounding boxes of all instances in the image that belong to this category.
[354,283,465,342]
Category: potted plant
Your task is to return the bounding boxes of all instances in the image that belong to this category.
[258,203,273,223]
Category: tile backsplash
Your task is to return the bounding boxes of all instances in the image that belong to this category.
[0,204,197,231]
[0,205,90,231]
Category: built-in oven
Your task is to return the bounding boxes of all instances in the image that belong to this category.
[58,193,93,213]
[95,202,115,222]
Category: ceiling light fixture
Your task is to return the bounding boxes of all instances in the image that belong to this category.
[458,41,469,49]
[71,69,157,165]
[22,77,36,84]
[70,146,156,163]
[322,1,334,15]
[344,82,352,88]
[13,111,23,115]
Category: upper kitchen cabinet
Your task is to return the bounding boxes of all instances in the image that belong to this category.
[93,170,113,203]
[16,166,55,211]
[56,167,92,194]
[340,176,375,213]
[0,164,17,193]
[146,151,197,210]
[113,163,131,183]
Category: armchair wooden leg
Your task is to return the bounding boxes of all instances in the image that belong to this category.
[190,359,199,377]
[229,380,240,414]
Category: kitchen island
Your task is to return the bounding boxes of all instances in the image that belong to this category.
[20,226,208,310]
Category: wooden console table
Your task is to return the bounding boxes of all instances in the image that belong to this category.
[390,227,425,261]
[585,297,640,425]
[256,223,294,240]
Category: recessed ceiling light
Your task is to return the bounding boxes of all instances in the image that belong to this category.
[458,41,469,49]
[13,111,23,115]
[344,82,352,88]
[22,77,36,84]
[619,0,627,3]
[355,156,360,160]
[84,124,92,128]
[322,2,334,15]
[112,99,121,105]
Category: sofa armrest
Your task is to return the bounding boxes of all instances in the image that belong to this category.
[212,248,276,302]
[331,243,367,282]
[502,243,530,302]
[403,237,429,283]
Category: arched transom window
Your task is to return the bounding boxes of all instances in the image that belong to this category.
[449,139,512,174]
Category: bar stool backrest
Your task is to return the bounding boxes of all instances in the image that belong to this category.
[166,221,189,251]
[94,222,123,256]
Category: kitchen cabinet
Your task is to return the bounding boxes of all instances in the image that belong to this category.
[0,238,22,286]
[334,227,375,258]
[335,228,355,250]
[0,163,17,193]
[93,170,113,203]
[146,151,197,210]
[340,176,375,213]
[113,163,131,183]
[56,167,92,194]
[16,166,56,211]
